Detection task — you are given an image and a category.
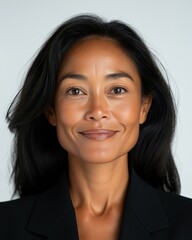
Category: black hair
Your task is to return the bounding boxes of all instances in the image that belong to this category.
[6,14,180,197]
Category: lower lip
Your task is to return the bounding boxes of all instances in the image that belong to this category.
[79,131,117,141]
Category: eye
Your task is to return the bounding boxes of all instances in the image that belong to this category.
[66,87,85,95]
[110,86,128,95]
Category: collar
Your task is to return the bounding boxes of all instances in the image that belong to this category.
[119,169,170,239]
[26,169,170,239]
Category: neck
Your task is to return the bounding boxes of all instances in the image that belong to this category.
[68,155,129,215]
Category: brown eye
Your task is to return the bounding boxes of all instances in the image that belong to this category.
[66,88,84,95]
[111,87,127,95]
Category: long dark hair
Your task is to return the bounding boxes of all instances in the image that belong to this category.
[6,14,180,197]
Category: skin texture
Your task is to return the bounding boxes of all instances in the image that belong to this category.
[46,37,151,240]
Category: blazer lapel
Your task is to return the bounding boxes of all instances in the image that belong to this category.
[120,207,152,240]
[26,173,79,239]
[26,169,170,239]
[119,169,170,239]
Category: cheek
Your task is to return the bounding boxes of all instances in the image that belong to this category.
[113,99,142,151]
[56,102,83,126]
[54,102,85,151]
[112,98,142,125]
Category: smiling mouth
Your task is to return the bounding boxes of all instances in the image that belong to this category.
[79,129,118,140]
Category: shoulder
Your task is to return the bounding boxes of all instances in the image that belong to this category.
[0,194,38,213]
[155,188,192,231]
[0,195,38,238]
[155,188,192,216]
[129,170,192,238]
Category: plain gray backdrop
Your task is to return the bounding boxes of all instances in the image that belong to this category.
[0,0,192,201]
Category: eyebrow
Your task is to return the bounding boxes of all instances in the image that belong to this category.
[59,71,134,82]
[106,72,133,81]
[60,74,87,81]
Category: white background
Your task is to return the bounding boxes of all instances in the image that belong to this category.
[0,0,192,201]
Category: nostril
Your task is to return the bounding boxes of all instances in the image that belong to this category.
[85,111,110,121]
[85,101,111,121]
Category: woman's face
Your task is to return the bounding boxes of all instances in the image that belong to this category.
[47,37,151,164]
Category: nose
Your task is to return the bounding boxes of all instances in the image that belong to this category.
[85,95,111,121]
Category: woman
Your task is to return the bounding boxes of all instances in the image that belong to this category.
[0,14,192,240]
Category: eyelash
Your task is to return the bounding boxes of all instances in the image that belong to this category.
[109,86,128,95]
[65,87,85,96]
[65,85,128,96]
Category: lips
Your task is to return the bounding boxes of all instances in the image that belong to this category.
[79,129,118,140]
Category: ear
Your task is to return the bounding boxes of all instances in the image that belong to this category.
[44,106,57,126]
[139,95,152,124]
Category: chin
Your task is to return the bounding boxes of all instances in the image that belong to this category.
[76,151,128,165]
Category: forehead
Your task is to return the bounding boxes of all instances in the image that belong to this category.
[58,37,140,80]
[62,37,131,63]
[68,37,122,54]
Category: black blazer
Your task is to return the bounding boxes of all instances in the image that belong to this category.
[0,170,192,240]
